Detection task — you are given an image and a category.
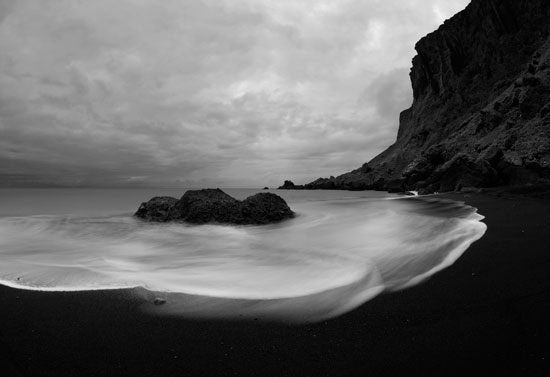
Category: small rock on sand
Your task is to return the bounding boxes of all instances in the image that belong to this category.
[153,297,166,305]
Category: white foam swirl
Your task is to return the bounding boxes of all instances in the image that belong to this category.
[0,195,486,323]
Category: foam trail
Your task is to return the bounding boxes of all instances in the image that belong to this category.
[0,196,486,323]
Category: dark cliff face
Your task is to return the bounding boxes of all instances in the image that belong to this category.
[304,0,550,193]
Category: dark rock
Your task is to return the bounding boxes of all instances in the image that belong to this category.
[418,185,440,195]
[523,75,541,87]
[263,187,269,190]
[135,196,178,222]
[241,193,296,224]
[433,154,498,192]
[304,177,336,190]
[135,189,294,225]
[277,180,304,190]
[386,178,407,193]
[460,187,483,194]
[153,298,166,305]
[300,0,550,194]
[278,180,295,189]
[168,189,241,224]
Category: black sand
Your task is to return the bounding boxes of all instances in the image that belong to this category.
[1,193,549,376]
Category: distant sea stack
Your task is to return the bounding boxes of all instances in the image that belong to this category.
[278,180,304,190]
[288,0,550,194]
[135,189,295,225]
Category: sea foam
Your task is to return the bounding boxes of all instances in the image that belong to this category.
[0,194,486,323]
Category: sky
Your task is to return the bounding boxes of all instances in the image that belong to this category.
[0,0,470,188]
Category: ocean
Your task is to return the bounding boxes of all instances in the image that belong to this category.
[0,188,486,323]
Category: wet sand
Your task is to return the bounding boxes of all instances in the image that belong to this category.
[0,192,549,376]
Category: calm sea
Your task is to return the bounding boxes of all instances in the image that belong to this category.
[0,188,486,323]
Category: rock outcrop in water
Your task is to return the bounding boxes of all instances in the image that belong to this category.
[290,0,550,193]
[135,189,295,225]
[278,180,304,190]
[134,196,178,221]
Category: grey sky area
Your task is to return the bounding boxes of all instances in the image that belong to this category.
[0,0,469,188]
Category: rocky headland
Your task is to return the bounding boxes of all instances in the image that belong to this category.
[278,180,304,190]
[282,0,550,194]
[135,189,295,225]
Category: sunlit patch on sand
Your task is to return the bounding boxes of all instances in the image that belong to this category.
[0,196,486,323]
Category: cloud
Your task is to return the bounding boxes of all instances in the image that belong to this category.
[359,68,412,120]
[0,0,470,187]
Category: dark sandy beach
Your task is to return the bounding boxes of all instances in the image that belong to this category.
[1,193,549,376]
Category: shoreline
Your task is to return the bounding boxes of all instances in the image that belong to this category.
[1,192,549,376]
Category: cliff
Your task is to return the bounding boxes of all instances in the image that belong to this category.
[300,0,550,193]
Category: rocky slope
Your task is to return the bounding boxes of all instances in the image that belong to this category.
[135,189,295,225]
[295,0,550,193]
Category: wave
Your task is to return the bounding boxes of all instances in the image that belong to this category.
[0,195,486,323]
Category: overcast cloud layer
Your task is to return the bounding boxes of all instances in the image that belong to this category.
[0,0,469,188]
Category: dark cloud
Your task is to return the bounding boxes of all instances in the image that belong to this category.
[0,0,469,187]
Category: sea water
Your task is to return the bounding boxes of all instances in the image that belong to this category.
[0,188,486,323]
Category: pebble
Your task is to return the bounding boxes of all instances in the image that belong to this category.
[153,297,166,305]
